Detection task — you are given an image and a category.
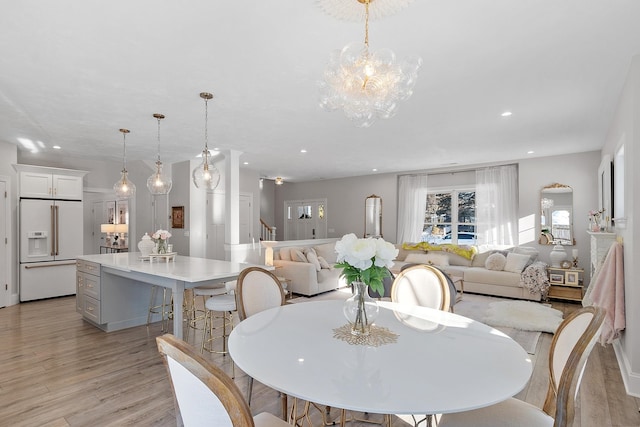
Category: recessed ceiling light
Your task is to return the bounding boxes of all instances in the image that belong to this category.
[372,168,377,172]
[53,145,61,150]
[300,149,307,153]
[501,111,512,117]
[527,150,534,154]
[243,161,249,165]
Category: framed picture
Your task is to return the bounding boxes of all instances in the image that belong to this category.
[565,271,579,286]
[549,273,564,284]
[171,206,184,229]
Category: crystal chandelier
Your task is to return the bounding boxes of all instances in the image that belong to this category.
[147,113,172,195]
[192,92,221,191]
[113,128,136,199]
[318,0,422,128]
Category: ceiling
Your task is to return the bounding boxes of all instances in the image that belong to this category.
[2,1,640,182]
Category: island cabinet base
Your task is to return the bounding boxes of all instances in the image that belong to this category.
[76,262,170,332]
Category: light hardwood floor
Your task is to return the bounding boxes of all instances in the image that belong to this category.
[0,294,638,426]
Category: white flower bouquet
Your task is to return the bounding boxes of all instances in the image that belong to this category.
[334,233,398,297]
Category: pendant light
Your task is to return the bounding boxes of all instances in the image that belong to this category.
[113,128,136,199]
[147,113,172,195]
[192,92,221,191]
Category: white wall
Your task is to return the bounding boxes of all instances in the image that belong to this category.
[601,54,640,396]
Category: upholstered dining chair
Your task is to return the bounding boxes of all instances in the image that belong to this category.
[438,306,606,427]
[391,264,451,311]
[156,334,290,427]
[236,267,286,412]
[399,263,457,311]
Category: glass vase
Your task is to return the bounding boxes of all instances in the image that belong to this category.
[156,239,167,254]
[343,282,379,336]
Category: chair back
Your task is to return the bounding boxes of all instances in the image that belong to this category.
[236,267,285,321]
[390,264,451,311]
[156,334,254,427]
[543,306,605,427]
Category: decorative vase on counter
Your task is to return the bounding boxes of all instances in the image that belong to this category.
[549,244,567,268]
[138,233,155,257]
[343,282,379,336]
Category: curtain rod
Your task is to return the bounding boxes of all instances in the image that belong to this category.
[397,162,518,178]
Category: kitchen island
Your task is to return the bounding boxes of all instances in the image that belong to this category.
[76,252,262,339]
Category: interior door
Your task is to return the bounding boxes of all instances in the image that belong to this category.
[239,193,253,244]
[284,199,327,240]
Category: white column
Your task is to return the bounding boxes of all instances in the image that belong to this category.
[224,149,242,262]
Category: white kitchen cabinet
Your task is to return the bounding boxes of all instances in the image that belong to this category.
[19,171,83,200]
[14,165,87,200]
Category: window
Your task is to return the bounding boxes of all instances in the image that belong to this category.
[422,190,476,245]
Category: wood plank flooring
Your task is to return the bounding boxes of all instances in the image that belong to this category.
[0,295,638,426]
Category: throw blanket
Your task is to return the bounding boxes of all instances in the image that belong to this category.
[583,241,625,345]
[520,261,550,295]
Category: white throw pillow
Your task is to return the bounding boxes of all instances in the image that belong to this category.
[317,256,332,270]
[503,252,531,273]
[485,253,507,271]
[404,252,430,264]
[278,248,291,261]
[306,251,321,271]
[291,248,307,263]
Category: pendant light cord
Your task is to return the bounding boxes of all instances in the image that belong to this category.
[364,0,370,48]
[156,117,161,163]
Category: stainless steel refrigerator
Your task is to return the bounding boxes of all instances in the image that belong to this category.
[19,198,83,301]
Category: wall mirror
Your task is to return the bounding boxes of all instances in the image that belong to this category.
[364,194,382,238]
[539,183,574,245]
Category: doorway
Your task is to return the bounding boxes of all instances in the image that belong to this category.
[284,199,327,240]
[0,178,9,307]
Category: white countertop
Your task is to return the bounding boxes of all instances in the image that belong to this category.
[77,252,264,283]
[229,300,533,415]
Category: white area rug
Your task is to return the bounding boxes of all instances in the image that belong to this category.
[484,300,563,333]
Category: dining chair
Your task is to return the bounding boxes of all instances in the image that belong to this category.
[236,267,286,412]
[438,306,606,427]
[391,264,451,311]
[399,263,458,310]
[156,334,290,427]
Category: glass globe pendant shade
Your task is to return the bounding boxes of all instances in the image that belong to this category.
[147,160,172,195]
[192,149,220,191]
[147,113,172,195]
[114,169,136,199]
[113,128,136,199]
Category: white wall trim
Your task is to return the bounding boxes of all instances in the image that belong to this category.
[0,175,16,306]
[613,340,640,397]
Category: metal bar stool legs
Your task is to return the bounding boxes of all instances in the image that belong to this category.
[146,285,172,332]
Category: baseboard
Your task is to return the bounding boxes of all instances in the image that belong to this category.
[613,340,640,397]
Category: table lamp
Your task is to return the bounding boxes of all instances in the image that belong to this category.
[114,223,129,247]
[100,223,116,245]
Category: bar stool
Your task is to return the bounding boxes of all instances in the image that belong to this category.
[201,281,237,355]
[146,285,172,332]
[186,283,227,341]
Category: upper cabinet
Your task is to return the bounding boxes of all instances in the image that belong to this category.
[14,165,87,200]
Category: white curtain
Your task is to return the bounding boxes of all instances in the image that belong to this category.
[396,174,428,243]
[475,165,518,247]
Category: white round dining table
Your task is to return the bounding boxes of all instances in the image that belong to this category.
[228,300,532,416]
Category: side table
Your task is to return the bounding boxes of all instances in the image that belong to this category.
[547,266,584,302]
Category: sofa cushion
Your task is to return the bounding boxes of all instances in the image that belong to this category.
[306,250,321,272]
[504,253,530,273]
[472,250,492,267]
[291,248,307,263]
[485,253,507,271]
[404,252,431,264]
[314,242,338,264]
[279,248,291,261]
[513,246,539,267]
[317,256,332,269]
[443,252,473,267]
[464,267,521,287]
[425,253,450,266]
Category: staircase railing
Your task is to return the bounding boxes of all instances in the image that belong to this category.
[260,219,276,241]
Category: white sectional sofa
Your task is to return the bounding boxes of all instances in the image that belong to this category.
[391,243,543,301]
[273,240,347,296]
